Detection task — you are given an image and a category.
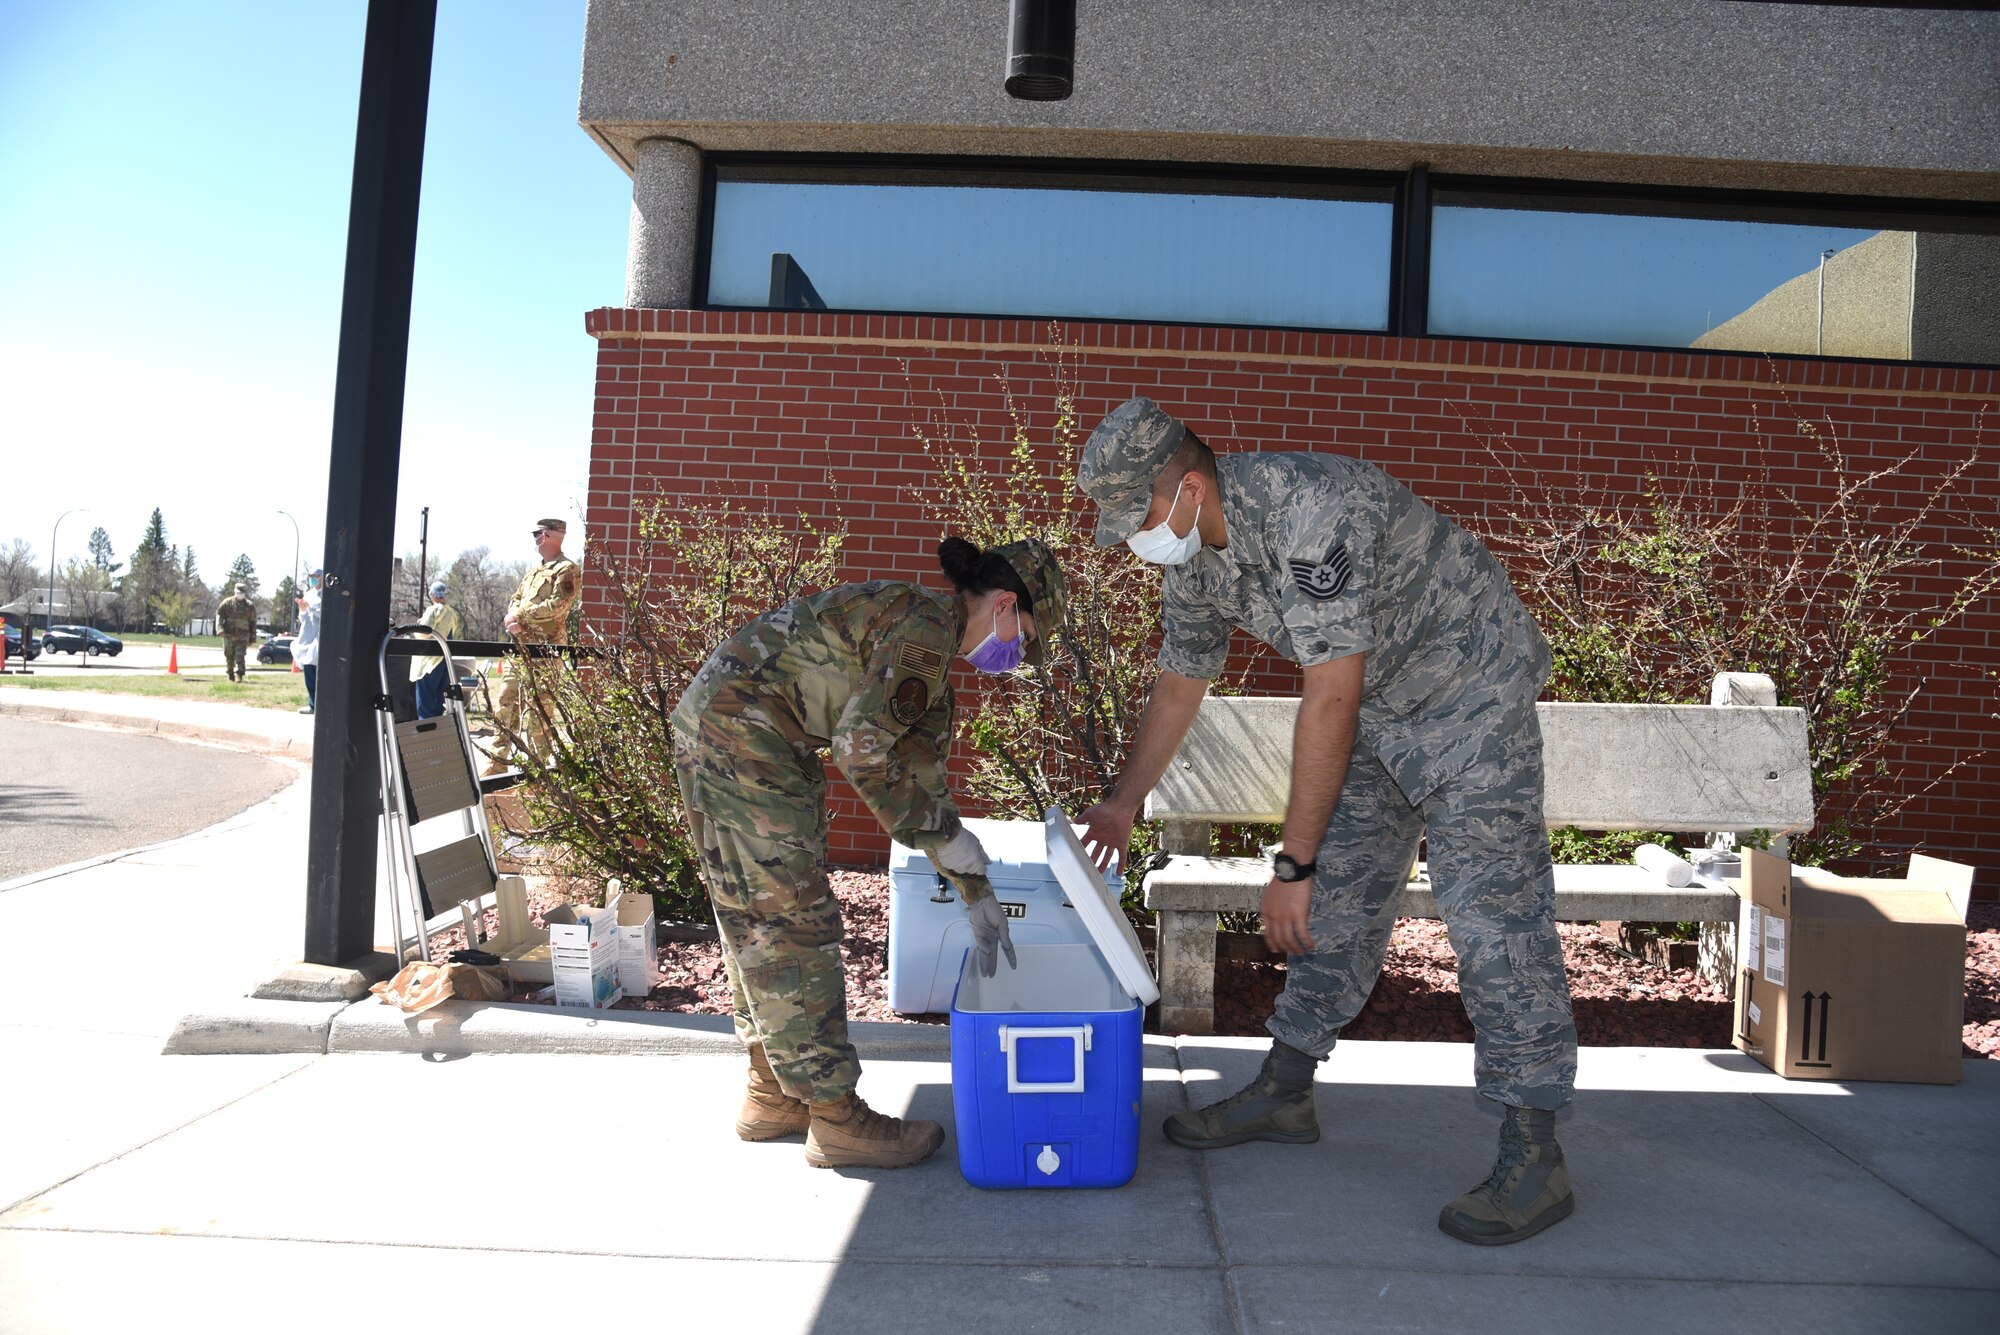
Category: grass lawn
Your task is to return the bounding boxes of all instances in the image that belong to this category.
[119,632,226,649]
[0,667,309,711]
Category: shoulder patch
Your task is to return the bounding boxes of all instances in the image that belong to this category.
[889,676,930,726]
[1288,541,1353,602]
[897,641,945,679]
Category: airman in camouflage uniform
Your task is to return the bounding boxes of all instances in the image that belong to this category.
[1077,397,1577,1245]
[486,517,581,774]
[217,583,258,682]
[673,539,1067,1170]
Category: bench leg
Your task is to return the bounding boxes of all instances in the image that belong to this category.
[1156,909,1218,1036]
[1698,918,1738,999]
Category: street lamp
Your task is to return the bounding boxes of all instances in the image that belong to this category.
[46,507,88,642]
[1816,248,1837,355]
[277,509,300,632]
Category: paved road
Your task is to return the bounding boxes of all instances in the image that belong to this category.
[0,719,295,882]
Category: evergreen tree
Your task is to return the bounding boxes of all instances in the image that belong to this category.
[123,510,171,631]
[224,553,259,599]
[269,575,300,633]
[87,527,120,574]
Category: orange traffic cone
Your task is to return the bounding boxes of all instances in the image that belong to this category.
[167,642,179,675]
[291,655,300,674]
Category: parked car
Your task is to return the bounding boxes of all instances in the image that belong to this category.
[3,623,41,662]
[256,634,295,665]
[41,624,123,657]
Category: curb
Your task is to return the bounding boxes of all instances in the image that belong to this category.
[166,996,961,1059]
[0,692,312,761]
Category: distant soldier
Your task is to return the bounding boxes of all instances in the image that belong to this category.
[411,579,461,721]
[485,518,581,774]
[216,582,258,683]
[1075,397,1578,1246]
[674,536,1066,1170]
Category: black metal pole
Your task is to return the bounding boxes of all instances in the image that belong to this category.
[304,0,436,966]
[416,504,429,619]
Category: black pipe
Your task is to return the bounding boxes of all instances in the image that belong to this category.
[304,0,436,967]
[1005,0,1074,101]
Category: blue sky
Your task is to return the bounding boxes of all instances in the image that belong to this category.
[0,0,629,595]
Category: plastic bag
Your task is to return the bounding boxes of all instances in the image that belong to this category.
[370,960,513,1014]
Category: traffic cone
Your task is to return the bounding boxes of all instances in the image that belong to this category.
[167,642,179,675]
[291,655,300,674]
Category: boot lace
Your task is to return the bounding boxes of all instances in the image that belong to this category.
[1483,1114,1530,1193]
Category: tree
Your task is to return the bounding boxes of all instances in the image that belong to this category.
[87,527,119,575]
[442,546,531,640]
[123,510,171,632]
[269,575,299,632]
[0,539,39,610]
[224,553,259,600]
[58,557,116,626]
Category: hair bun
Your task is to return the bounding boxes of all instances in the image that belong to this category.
[937,536,982,584]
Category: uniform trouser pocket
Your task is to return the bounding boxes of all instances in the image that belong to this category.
[685,807,859,1103]
[1425,728,1577,1109]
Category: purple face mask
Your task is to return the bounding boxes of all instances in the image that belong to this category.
[965,604,1026,674]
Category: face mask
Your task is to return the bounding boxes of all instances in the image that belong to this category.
[965,603,1026,674]
[1126,481,1202,566]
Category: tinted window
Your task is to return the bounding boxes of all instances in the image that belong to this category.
[708,178,1393,331]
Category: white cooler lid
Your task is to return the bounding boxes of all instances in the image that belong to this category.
[1043,806,1161,1006]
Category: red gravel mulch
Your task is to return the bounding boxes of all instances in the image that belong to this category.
[451,870,2000,1058]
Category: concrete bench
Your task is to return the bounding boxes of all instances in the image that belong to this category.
[1143,674,1815,1034]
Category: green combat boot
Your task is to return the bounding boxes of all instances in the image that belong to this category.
[1438,1106,1576,1245]
[1163,1040,1321,1149]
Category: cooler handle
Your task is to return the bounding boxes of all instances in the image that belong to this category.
[999,1024,1092,1093]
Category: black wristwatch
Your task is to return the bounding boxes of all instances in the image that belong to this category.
[1272,852,1316,883]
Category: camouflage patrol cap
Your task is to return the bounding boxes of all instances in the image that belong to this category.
[994,537,1067,668]
[234,582,247,594]
[1077,396,1190,547]
[533,518,567,534]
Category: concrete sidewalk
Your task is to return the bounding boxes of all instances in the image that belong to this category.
[2,696,1996,1333]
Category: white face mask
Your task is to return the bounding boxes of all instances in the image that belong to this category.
[1125,481,1202,566]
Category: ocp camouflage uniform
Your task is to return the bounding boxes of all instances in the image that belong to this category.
[216,593,258,682]
[492,555,580,764]
[671,581,994,1103]
[1155,448,1576,1110]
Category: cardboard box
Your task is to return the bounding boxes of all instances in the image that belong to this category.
[1732,849,1973,1085]
[614,888,658,999]
[549,903,621,1009]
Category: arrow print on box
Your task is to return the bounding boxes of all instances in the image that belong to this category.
[1798,991,1833,1067]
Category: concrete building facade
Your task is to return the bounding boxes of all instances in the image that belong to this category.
[576,1,2000,884]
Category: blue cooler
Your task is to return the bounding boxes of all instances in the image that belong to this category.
[888,817,1119,1014]
[949,808,1160,1189]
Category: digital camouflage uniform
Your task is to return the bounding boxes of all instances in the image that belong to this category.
[672,581,999,1103]
[1086,403,1577,1111]
[492,555,580,764]
[216,590,257,682]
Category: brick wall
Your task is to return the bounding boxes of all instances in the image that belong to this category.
[583,308,2000,893]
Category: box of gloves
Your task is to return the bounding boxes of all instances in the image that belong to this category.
[888,817,1116,1014]
[949,808,1159,1190]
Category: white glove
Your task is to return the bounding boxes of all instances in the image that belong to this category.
[966,894,1018,977]
[933,827,990,877]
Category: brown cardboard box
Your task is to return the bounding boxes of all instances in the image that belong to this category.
[1732,849,1974,1085]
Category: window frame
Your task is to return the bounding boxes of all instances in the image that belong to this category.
[694,154,2000,368]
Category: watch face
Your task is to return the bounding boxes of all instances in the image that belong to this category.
[1274,853,1310,882]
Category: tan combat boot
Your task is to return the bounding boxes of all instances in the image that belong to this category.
[804,1093,944,1169]
[735,1043,811,1141]
[1438,1105,1576,1245]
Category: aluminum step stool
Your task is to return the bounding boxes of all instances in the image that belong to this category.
[375,623,515,966]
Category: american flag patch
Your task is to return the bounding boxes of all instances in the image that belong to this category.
[1288,542,1353,602]
[898,641,945,677]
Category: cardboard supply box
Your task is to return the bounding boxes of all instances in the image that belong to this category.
[615,889,658,999]
[1732,849,1974,1085]
[550,903,621,1009]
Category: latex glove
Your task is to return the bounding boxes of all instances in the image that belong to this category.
[965,894,1018,977]
[933,826,990,877]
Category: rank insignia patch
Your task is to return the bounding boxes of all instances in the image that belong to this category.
[898,642,945,678]
[1289,542,1353,602]
[890,676,930,726]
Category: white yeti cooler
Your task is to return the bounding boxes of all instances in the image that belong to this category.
[887,817,1121,1014]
